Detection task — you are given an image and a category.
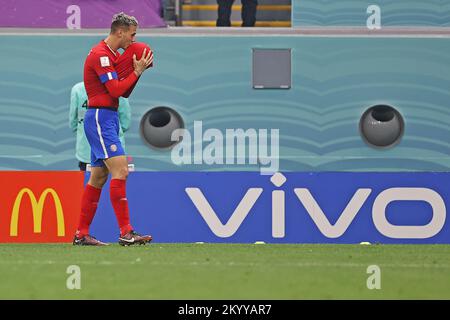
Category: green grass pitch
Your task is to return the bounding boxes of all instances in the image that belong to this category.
[0,243,449,299]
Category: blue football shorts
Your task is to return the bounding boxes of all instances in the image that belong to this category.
[84,108,125,167]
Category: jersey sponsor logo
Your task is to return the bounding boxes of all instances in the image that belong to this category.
[100,56,110,67]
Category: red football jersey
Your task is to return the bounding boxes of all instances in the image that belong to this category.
[83,40,138,108]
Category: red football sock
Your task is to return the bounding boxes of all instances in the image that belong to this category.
[77,184,102,237]
[110,179,133,236]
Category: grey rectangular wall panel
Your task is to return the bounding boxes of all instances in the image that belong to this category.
[253,48,291,89]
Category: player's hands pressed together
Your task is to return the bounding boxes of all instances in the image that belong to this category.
[133,48,153,77]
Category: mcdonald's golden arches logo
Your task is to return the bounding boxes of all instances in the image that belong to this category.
[9,188,65,237]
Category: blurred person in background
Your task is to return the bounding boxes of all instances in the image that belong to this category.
[216,0,258,27]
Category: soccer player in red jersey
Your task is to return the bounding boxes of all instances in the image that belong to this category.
[73,12,153,246]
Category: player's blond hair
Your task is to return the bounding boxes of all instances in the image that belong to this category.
[110,12,138,33]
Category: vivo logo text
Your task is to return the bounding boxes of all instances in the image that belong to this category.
[185,173,446,239]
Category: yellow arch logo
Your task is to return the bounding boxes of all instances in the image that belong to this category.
[10,188,65,237]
